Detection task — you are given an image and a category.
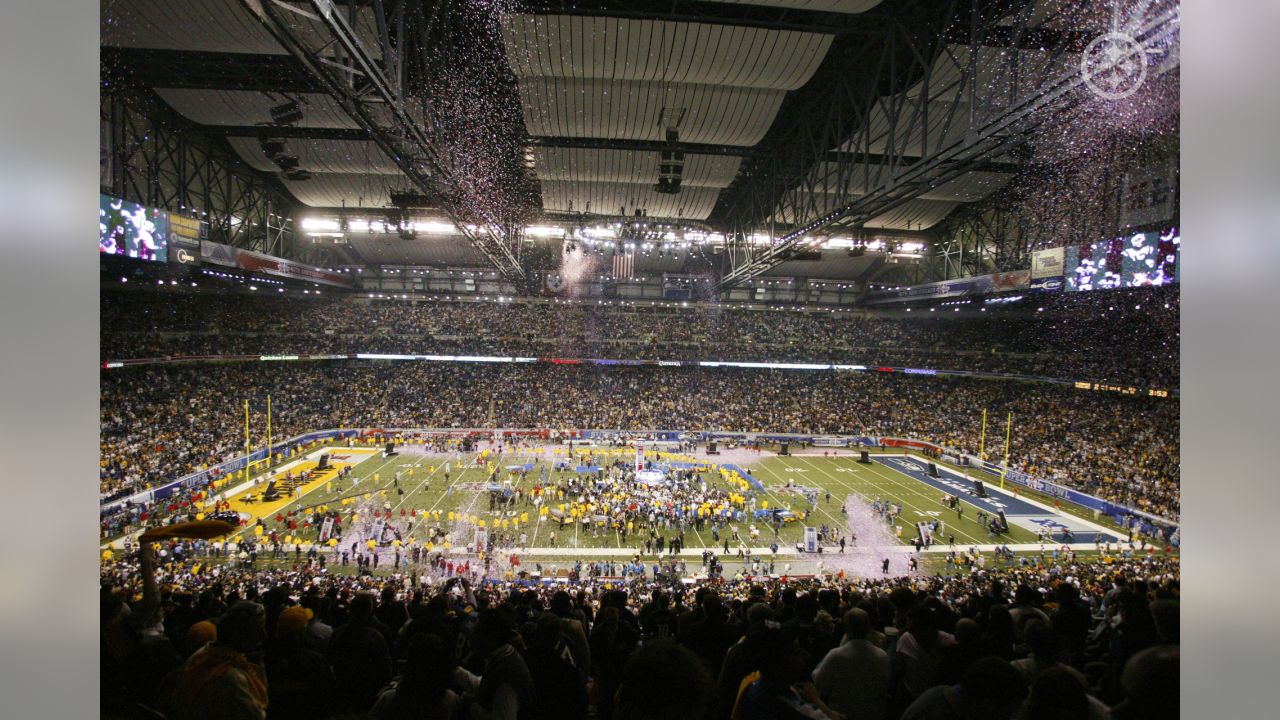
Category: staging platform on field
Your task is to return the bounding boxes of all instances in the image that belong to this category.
[635,470,667,485]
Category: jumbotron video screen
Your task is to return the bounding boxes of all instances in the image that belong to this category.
[99,193,168,263]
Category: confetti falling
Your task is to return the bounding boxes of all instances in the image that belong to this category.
[817,495,922,580]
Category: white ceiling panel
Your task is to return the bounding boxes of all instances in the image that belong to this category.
[800,163,1010,202]
[102,0,384,57]
[503,15,831,91]
[540,181,725,220]
[531,148,741,187]
[226,137,400,175]
[926,171,1012,202]
[154,89,362,127]
[709,0,883,12]
[102,0,281,54]
[278,173,411,209]
[518,78,785,146]
[864,198,960,230]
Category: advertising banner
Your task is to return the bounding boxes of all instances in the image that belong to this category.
[199,241,353,287]
[169,214,202,266]
[1029,276,1064,293]
[169,214,201,243]
[1030,247,1065,279]
[866,271,1027,304]
[803,526,818,553]
[989,270,1031,292]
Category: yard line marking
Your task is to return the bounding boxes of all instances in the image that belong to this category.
[793,455,988,546]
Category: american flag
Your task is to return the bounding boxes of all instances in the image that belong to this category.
[612,250,634,280]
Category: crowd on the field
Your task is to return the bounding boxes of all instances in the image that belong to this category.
[100,284,1178,388]
[100,364,1179,520]
[101,548,1178,720]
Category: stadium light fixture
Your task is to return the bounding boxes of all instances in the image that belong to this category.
[414,221,458,234]
[525,226,565,238]
[301,218,340,231]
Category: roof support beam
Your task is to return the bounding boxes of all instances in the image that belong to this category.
[527,136,758,158]
[823,150,1022,175]
[211,125,373,141]
[239,0,527,281]
[715,4,1180,292]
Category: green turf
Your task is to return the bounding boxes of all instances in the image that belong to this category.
[230,447,1051,552]
[747,454,1040,546]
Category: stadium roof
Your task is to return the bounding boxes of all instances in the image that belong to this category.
[101,0,1177,279]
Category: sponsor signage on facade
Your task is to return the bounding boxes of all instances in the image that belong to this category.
[1030,247,1065,279]
[1029,276,1064,293]
[199,241,353,287]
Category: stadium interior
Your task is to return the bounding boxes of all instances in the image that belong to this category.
[100,2,1180,720]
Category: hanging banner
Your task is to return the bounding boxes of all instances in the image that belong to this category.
[1120,162,1178,228]
[1030,247,1065,279]
[100,118,112,189]
[318,517,335,543]
[473,526,488,554]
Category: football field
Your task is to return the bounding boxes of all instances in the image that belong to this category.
[205,444,1124,556]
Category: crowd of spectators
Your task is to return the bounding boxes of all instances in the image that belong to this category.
[101,546,1179,720]
[100,285,1179,388]
[101,364,1179,519]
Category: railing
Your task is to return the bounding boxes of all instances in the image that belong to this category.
[100,352,1178,398]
